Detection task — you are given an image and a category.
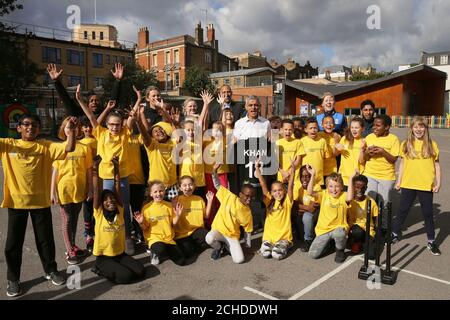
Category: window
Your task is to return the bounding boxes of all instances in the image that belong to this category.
[205,51,212,63]
[174,73,180,88]
[345,108,360,116]
[92,53,103,68]
[152,54,158,67]
[224,78,230,85]
[112,55,118,64]
[427,56,435,65]
[234,78,241,86]
[42,47,61,63]
[375,108,386,115]
[174,50,180,63]
[212,79,219,86]
[127,57,132,64]
[68,75,85,88]
[67,49,84,66]
[105,54,110,65]
[83,31,88,40]
[440,55,448,65]
[165,51,170,65]
[165,73,172,90]
[100,32,104,40]
[93,77,104,88]
[92,31,96,40]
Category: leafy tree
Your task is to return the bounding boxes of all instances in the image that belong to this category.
[350,70,393,81]
[102,62,157,107]
[0,0,41,103]
[183,66,216,96]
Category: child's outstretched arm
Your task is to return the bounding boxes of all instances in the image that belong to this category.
[306,165,316,196]
[111,156,123,207]
[51,167,59,205]
[211,163,223,190]
[346,169,359,203]
[287,158,296,201]
[64,117,78,153]
[172,202,183,225]
[255,158,269,196]
[395,157,404,190]
[96,100,117,126]
[76,84,98,129]
[205,191,214,219]
[133,211,150,232]
[199,90,213,131]
[92,155,102,210]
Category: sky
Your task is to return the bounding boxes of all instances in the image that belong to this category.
[4,0,450,72]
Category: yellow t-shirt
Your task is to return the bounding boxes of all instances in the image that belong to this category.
[142,200,176,246]
[315,190,349,236]
[93,205,125,257]
[211,186,253,240]
[262,193,293,244]
[300,136,331,186]
[93,126,130,179]
[399,140,439,191]
[348,197,379,237]
[179,140,206,187]
[295,185,320,205]
[318,132,338,176]
[338,137,365,186]
[174,195,205,240]
[276,137,305,183]
[79,136,97,155]
[364,133,400,181]
[0,138,67,209]
[53,142,93,205]
[127,135,145,185]
[144,139,177,187]
[203,139,231,174]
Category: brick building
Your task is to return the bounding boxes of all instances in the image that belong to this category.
[135,23,238,95]
[269,58,318,81]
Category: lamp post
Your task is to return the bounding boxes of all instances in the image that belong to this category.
[47,83,57,137]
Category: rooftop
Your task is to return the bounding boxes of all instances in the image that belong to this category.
[210,67,275,78]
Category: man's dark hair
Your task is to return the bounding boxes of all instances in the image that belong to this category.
[360,99,375,110]
[352,174,368,186]
[375,114,392,127]
[241,184,255,193]
[17,114,41,127]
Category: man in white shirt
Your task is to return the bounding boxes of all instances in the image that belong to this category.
[233,96,270,141]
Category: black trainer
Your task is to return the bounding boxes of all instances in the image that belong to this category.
[210,243,224,261]
[427,242,441,256]
[335,249,346,263]
[6,280,22,297]
[45,271,66,286]
[300,240,312,253]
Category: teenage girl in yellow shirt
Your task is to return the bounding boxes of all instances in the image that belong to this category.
[91,155,145,284]
[393,117,442,255]
[255,159,294,260]
[51,117,93,265]
[318,115,340,182]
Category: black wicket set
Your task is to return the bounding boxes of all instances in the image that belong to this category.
[358,200,397,285]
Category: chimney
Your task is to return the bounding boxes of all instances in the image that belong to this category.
[138,27,149,49]
[207,23,215,43]
[195,22,203,45]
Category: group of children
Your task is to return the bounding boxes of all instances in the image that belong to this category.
[1,65,442,297]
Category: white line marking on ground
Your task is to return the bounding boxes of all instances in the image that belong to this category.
[243,286,279,300]
[288,255,361,300]
[356,256,450,286]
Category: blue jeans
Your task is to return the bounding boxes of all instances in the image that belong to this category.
[302,211,316,241]
[103,177,131,238]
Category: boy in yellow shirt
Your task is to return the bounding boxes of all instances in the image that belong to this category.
[347,175,379,258]
[306,166,357,263]
[206,165,255,264]
[2,114,78,297]
[91,155,145,284]
[300,118,331,187]
[362,114,399,231]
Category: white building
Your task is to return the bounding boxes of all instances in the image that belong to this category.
[316,65,352,82]
[421,51,450,113]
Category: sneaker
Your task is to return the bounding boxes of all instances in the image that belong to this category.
[300,240,312,253]
[427,242,441,256]
[210,243,224,261]
[125,238,135,256]
[391,232,399,244]
[6,280,22,297]
[335,249,346,263]
[261,250,272,259]
[150,253,160,265]
[351,242,362,254]
[44,271,65,286]
[86,237,94,253]
[66,255,82,265]
[72,246,87,257]
[91,265,102,276]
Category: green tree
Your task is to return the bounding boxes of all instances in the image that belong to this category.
[183,66,216,96]
[102,62,157,107]
[0,0,41,103]
[350,70,393,81]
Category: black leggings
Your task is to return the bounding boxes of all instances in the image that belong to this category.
[175,228,208,258]
[130,184,145,238]
[83,199,95,239]
[150,242,186,266]
[95,253,145,284]
[393,188,435,241]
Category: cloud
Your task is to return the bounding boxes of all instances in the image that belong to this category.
[5,0,450,71]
